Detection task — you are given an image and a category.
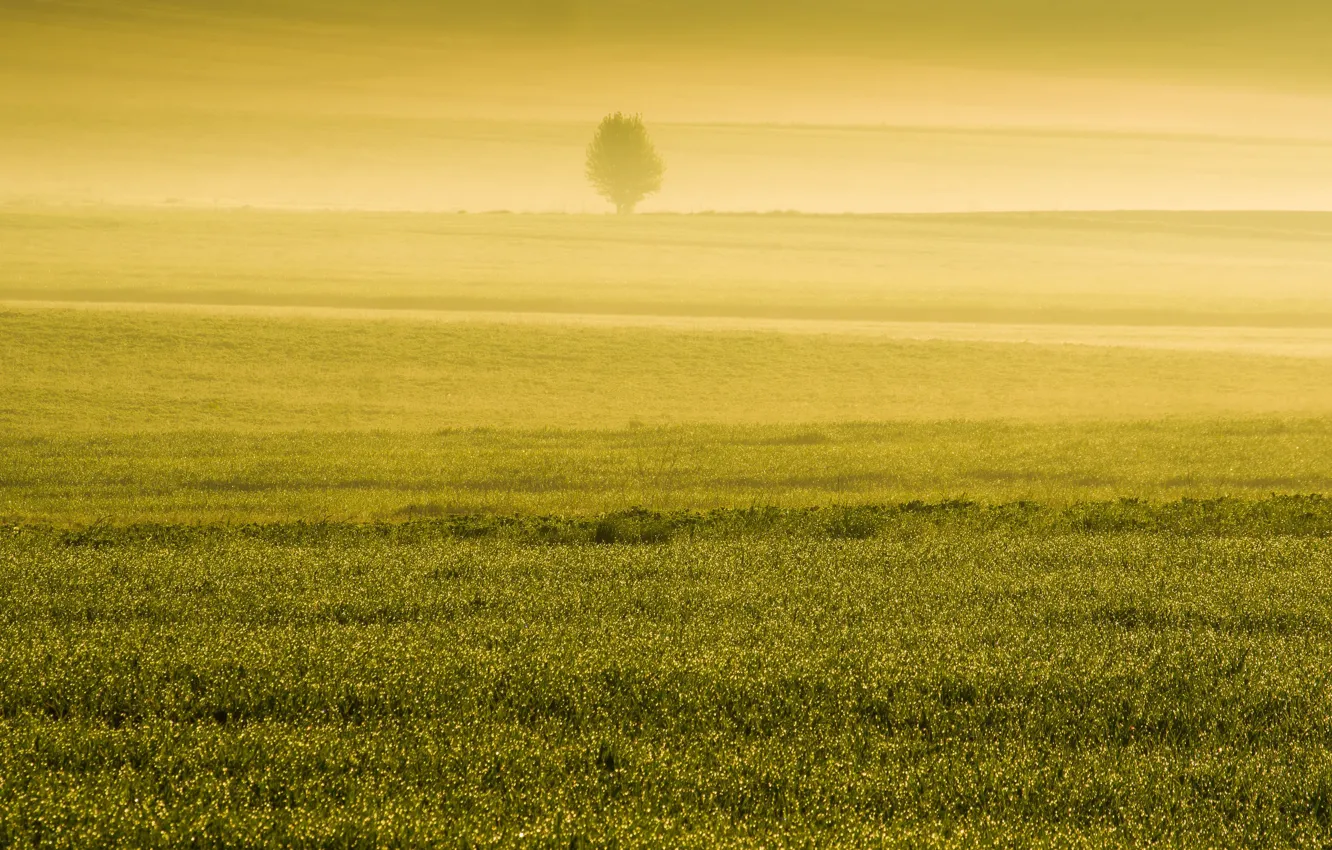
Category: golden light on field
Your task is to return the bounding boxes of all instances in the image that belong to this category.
[10,6,1332,844]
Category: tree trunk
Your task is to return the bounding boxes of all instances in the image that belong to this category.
[616,201,635,215]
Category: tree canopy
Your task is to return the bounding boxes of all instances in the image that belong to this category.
[585,113,665,215]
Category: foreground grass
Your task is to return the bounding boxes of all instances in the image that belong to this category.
[4,501,1332,847]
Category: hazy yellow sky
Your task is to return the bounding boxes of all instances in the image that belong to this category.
[4,1,1332,211]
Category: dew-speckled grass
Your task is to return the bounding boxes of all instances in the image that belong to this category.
[3,503,1332,848]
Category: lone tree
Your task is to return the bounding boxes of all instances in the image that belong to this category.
[585,112,665,215]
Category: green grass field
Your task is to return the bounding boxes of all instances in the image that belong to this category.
[9,306,1332,434]
[9,0,1332,838]
[6,420,1332,524]
[7,506,1332,847]
[5,302,1332,523]
[6,208,1332,846]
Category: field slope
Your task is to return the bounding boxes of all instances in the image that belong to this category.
[4,208,1332,846]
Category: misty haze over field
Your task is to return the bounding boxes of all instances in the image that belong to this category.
[5,0,1332,212]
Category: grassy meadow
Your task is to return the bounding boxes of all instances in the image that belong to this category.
[8,508,1332,847]
[8,420,1332,524]
[6,207,1332,845]
[5,298,1332,523]
[8,0,1332,842]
